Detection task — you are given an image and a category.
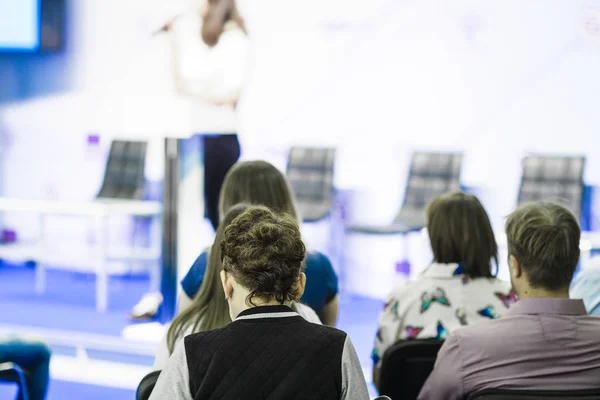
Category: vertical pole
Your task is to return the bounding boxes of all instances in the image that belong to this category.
[35,214,47,294]
[160,137,179,323]
[95,213,108,313]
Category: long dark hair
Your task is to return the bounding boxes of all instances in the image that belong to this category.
[167,203,250,353]
[427,191,498,278]
[202,0,246,47]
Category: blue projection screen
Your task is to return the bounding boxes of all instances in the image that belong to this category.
[0,0,41,51]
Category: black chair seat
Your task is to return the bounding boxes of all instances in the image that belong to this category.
[97,140,147,201]
[468,388,600,400]
[287,147,336,223]
[517,155,585,220]
[379,339,443,400]
[298,202,332,223]
[136,370,161,400]
[346,152,463,236]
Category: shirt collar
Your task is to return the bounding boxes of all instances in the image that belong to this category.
[421,263,463,279]
[235,305,298,321]
[505,298,587,316]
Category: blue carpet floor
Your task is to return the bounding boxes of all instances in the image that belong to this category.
[0,263,149,335]
[0,262,383,399]
[0,379,134,400]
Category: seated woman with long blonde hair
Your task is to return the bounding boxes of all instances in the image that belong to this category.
[179,161,340,327]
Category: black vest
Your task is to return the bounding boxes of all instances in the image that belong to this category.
[184,305,347,400]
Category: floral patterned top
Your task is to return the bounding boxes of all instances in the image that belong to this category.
[372,263,516,368]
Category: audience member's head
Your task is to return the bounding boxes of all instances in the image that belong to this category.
[167,203,250,353]
[506,201,580,298]
[427,191,498,278]
[220,206,307,320]
[219,160,298,221]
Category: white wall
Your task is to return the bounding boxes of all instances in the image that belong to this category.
[236,0,600,225]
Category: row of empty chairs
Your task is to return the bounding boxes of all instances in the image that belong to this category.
[98,142,588,233]
[289,149,587,229]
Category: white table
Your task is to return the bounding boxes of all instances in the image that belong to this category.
[0,197,162,312]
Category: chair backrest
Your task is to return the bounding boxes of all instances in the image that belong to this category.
[517,155,585,219]
[0,362,28,400]
[467,388,600,400]
[136,370,161,400]
[97,140,147,200]
[286,146,336,222]
[379,339,443,400]
[394,152,463,227]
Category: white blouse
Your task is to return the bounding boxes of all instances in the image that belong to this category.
[170,12,248,104]
[153,302,321,370]
[372,263,515,368]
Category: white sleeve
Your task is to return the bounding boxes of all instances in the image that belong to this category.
[153,331,172,371]
[170,14,248,102]
[149,341,193,400]
[294,302,323,325]
[340,337,370,400]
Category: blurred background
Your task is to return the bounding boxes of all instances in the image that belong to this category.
[1,0,600,398]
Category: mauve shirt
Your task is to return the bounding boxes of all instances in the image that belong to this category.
[419,298,600,400]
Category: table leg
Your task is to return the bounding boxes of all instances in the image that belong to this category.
[149,215,161,293]
[35,214,47,295]
[95,214,108,313]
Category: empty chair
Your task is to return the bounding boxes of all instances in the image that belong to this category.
[97,140,147,200]
[467,388,600,400]
[517,155,585,220]
[379,339,442,400]
[136,370,161,400]
[0,362,29,400]
[286,146,336,222]
[349,152,463,234]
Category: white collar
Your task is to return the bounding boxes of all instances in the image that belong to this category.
[421,263,462,279]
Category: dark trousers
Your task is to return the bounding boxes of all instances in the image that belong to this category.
[203,134,241,230]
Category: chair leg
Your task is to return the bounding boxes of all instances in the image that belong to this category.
[15,369,29,400]
[333,191,349,294]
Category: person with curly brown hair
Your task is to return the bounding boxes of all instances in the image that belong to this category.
[152,204,320,370]
[150,206,369,400]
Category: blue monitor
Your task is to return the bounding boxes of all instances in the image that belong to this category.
[0,0,41,51]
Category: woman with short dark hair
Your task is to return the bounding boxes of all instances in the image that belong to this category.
[372,191,514,390]
[150,206,368,400]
